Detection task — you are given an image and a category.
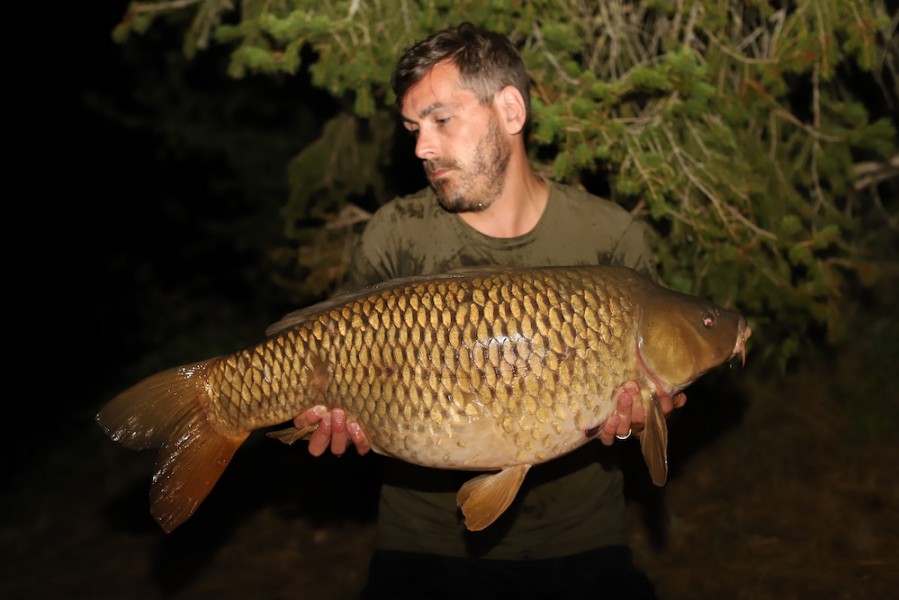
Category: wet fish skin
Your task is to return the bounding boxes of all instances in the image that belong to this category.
[96,265,750,533]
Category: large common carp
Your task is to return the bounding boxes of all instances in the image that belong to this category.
[97,265,750,534]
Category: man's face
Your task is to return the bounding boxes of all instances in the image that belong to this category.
[400,61,511,213]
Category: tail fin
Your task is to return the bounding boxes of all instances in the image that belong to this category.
[639,392,669,486]
[96,360,249,533]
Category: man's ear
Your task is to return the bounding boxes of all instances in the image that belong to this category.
[494,86,527,135]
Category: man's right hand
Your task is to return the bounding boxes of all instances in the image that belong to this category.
[294,406,371,457]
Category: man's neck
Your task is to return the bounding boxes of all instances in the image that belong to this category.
[458,164,548,238]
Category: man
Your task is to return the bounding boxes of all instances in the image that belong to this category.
[294,23,685,598]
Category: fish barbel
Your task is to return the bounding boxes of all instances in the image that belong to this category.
[96,265,751,533]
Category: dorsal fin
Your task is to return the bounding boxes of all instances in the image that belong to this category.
[264,265,517,336]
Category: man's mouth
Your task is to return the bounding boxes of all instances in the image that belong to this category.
[426,161,454,180]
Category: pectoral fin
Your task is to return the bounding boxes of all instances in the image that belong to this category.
[639,392,669,486]
[266,354,331,446]
[456,464,531,531]
[266,424,319,445]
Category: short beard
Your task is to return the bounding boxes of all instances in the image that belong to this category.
[431,118,511,214]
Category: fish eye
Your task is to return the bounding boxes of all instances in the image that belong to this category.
[702,313,715,328]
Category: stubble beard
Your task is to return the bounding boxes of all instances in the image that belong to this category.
[427,118,511,214]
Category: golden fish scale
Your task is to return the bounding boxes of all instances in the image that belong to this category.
[207,268,638,467]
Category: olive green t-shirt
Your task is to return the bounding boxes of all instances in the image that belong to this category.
[346,180,656,560]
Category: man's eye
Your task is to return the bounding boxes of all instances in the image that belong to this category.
[436,117,451,126]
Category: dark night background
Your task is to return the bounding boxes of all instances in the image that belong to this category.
[9,3,388,597]
[14,1,276,475]
[5,3,898,599]
[15,2,351,466]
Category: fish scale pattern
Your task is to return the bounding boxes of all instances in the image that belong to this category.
[208,267,639,467]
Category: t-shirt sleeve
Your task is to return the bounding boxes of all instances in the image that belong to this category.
[612,216,659,281]
[345,207,397,290]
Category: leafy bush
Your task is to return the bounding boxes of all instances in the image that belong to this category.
[113,0,898,368]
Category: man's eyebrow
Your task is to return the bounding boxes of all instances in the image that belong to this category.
[402,102,449,125]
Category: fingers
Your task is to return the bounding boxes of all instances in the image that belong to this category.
[598,413,622,447]
[306,409,333,457]
[598,384,689,447]
[329,409,348,456]
[657,391,687,417]
[599,384,637,446]
[293,405,326,429]
[657,392,674,416]
[348,422,372,455]
[628,389,646,428]
[294,405,370,457]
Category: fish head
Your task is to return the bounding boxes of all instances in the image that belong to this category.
[636,288,751,394]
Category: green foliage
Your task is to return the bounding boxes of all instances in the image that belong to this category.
[112,0,898,369]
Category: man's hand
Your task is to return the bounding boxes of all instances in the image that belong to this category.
[293,406,371,457]
[597,381,687,446]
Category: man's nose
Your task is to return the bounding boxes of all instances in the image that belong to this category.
[414,129,436,160]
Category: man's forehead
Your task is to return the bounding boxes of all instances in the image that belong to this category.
[400,61,475,120]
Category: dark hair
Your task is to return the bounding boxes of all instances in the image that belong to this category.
[391,22,531,116]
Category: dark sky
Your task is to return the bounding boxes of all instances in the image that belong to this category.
[19,8,135,361]
[15,4,424,482]
[15,3,281,472]
[12,3,131,459]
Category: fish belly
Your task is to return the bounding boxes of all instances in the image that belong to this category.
[376,407,604,470]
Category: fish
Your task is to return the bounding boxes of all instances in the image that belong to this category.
[96,264,751,534]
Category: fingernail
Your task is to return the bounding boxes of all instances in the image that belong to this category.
[312,405,326,417]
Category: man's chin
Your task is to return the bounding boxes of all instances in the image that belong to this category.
[435,190,469,213]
